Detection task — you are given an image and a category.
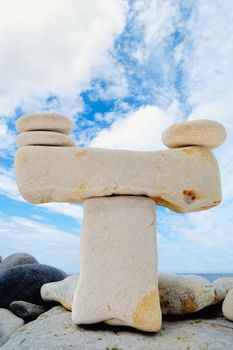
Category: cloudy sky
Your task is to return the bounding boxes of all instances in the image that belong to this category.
[0,0,232,274]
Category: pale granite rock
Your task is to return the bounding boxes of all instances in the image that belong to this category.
[0,308,24,346]
[214,277,233,294]
[72,196,161,332]
[223,289,233,321]
[15,145,221,213]
[3,306,233,350]
[16,131,75,147]
[159,274,224,315]
[10,301,49,321]
[162,119,226,149]
[213,285,227,303]
[16,112,73,135]
[41,274,79,311]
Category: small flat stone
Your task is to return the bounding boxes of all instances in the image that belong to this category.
[223,289,233,321]
[0,308,24,346]
[214,277,233,294]
[3,306,233,350]
[162,119,226,149]
[159,273,224,315]
[41,274,79,311]
[0,264,67,308]
[16,113,73,135]
[16,131,75,147]
[0,253,38,272]
[10,301,49,321]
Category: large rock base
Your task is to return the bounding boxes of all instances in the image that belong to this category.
[3,306,233,350]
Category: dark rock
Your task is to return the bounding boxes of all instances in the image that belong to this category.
[0,264,67,308]
[0,253,38,272]
[10,301,50,321]
[0,255,2,263]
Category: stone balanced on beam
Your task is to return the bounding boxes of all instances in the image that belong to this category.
[15,113,226,332]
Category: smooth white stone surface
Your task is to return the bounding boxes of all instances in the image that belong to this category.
[223,289,233,321]
[16,113,73,135]
[41,274,79,311]
[162,119,226,149]
[15,146,221,213]
[16,131,75,147]
[72,196,161,332]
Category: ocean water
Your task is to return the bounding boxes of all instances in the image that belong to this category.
[181,273,233,282]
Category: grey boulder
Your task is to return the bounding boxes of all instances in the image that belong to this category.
[0,253,38,272]
[3,306,233,350]
[0,264,67,308]
[10,301,50,321]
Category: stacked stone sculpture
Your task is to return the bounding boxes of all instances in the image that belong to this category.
[15,113,226,332]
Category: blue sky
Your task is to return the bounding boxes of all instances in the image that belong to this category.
[0,0,233,273]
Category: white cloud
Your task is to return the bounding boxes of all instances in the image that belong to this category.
[0,214,80,273]
[90,102,180,151]
[41,203,83,221]
[0,0,127,116]
[132,0,179,63]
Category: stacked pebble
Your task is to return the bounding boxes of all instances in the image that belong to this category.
[162,119,226,149]
[16,112,75,148]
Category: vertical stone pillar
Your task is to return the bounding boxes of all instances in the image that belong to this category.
[72,196,161,332]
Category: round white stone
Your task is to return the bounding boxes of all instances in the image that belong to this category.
[16,131,75,147]
[162,119,226,149]
[16,113,73,135]
[223,289,233,321]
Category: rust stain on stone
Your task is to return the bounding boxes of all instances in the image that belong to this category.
[180,298,198,313]
[78,182,87,192]
[155,197,183,213]
[59,298,72,311]
[180,147,200,155]
[76,149,87,157]
[132,290,161,332]
[183,189,198,204]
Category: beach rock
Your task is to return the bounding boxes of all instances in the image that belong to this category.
[0,308,24,346]
[0,264,67,308]
[0,253,38,272]
[16,131,75,147]
[41,274,79,311]
[10,301,50,321]
[213,285,227,302]
[162,119,226,149]
[16,112,73,135]
[3,306,233,350]
[16,145,221,214]
[72,196,161,332]
[214,277,233,294]
[159,273,223,314]
[42,273,225,316]
[222,289,233,321]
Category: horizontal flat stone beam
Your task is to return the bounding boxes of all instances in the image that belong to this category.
[15,146,221,213]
